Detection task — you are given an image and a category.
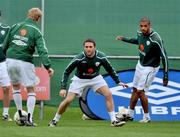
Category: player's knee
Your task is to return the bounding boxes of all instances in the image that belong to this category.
[65,97,74,104]
[2,86,11,92]
[26,87,35,93]
[13,83,21,90]
[104,91,112,99]
[139,90,146,98]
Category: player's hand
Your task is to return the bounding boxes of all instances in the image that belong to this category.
[47,68,54,77]
[118,82,129,88]
[116,36,124,41]
[59,89,66,97]
[163,73,168,86]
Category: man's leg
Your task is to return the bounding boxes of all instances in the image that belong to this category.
[2,86,12,121]
[127,87,139,120]
[139,90,150,123]
[12,84,29,125]
[1,61,12,121]
[57,92,76,115]
[138,68,158,122]
[12,84,23,117]
[97,86,125,127]
[49,92,76,127]
[139,90,148,113]
[26,87,36,126]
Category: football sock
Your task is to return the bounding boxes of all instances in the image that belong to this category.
[128,108,134,118]
[27,92,36,122]
[53,113,61,122]
[3,107,9,116]
[13,89,22,111]
[144,113,150,119]
[108,111,116,122]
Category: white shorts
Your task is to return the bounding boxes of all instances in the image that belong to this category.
[133,61,160,92]
[6,58,39,87]
[68,75,107,96]
[0,61,11,87]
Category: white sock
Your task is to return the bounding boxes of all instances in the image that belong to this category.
[144,113,150,119]
[108,111,116,122]
[3,107,9,116]
[128,108,134,118]
[27,92,36,122]
[13,89,22,111]
[53,113,61,122]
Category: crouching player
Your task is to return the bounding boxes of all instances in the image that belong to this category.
[49,39,128,127]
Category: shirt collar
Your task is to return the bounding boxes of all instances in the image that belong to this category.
[25,18,37,25]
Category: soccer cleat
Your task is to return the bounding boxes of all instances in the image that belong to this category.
[111,120,126,127]
[48,120,57,127]
[25,120,37,127]
[126,114,134,121]
[2,115,13,122]
[139,117,151,123]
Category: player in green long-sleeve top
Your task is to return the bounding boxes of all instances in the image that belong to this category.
[4,8,54,126]
[49,38,128,127]
[0,10,12,121]
[116,17,168,123]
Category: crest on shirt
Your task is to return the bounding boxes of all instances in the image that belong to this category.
[146,40,150,45]
[20,29,27,36]
[95,62,100,66]
[1,30,5,35]
[87,68,94,74]
[139,44,144,51]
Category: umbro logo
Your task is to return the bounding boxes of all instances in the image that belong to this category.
[110,77,180,105]
[83,69,180,121]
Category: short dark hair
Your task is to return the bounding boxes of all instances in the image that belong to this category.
[140,17,151,25]
[83,38,96,47]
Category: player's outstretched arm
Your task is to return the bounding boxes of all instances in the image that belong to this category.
[116,35,138,45]
[116,36,124,40]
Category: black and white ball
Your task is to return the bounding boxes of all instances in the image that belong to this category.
[13,110,28,126]
[116,107,128,121]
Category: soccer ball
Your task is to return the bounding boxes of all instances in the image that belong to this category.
[13,110,28,126]
[116,107,128,121]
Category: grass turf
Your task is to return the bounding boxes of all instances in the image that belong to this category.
[0,106,179,137]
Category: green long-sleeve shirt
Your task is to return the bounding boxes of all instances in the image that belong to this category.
[0,23,10,62]
[61,50,120,89]
[121,30,168,78]
[4,18,51,69]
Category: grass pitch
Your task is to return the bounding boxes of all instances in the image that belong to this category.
[0,106,179,137]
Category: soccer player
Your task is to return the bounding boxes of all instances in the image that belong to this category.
[0,10,12,121]
[4,8,54,126]
[49,38,128,127]
[116,17,168,123]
